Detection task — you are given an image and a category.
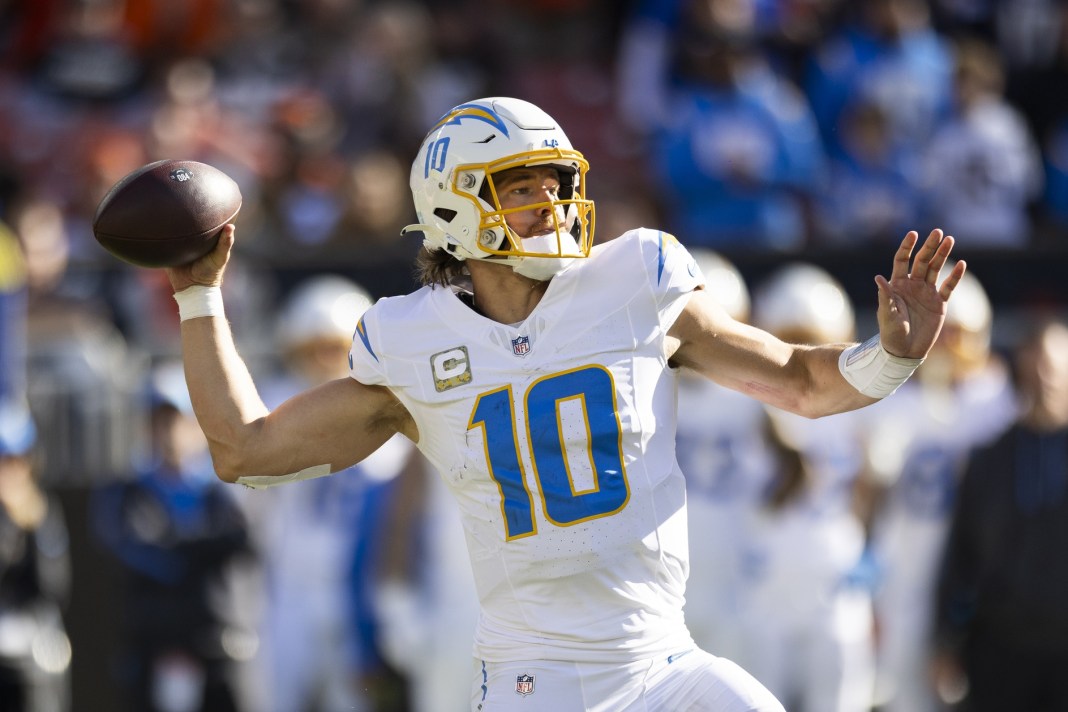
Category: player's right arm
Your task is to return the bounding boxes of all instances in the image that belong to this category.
[167,226,415,484]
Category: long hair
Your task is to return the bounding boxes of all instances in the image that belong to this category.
[415,246,467,287]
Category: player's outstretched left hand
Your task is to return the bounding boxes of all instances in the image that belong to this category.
[875,228,965,359]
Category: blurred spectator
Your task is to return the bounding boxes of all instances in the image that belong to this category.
[495,0,636,202]
[90,363,258,712]
[918,37,1043,247]
[11,194,143,485]
[249,276,417,712]
[932,316,1068,712]
[999,0,1066,118]
[1020,8,1068,239]
[1039,116,1068,239]
[648,0,826,250]
[316,1,487,159]
[0,400,72,712]
[260,141,417,268]
[750,0,852,81]
[811,98,923,246]
[0,220,27,402]
[732,264,877,712]
[1003,2,1068,144]
[25,0,148,102]
[676,248,772,663]
[616,0,846,133]
[615,0,685,135]
[805,0,954,160]
[866,266,1017,712]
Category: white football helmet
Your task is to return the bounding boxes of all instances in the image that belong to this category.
[924,261,992,380]
[943,262,991,337]
[404,97,595,279]
[752,263,855,343]
[275,275,374,352]
[689,248,750,322]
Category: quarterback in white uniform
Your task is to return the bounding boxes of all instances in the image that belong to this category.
[733,265,877,712]
[162,97,966,712]
[675,250,773,663]
[352,225,702,666]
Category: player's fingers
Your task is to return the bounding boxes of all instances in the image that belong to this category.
[187,225,234,285]
[874,274,891,304]
[218,224,235,253]
[874,274,903,320]
[938,259,967,301]
[910,228,944,283]
[889,230,919,282]
[926,233,955,281]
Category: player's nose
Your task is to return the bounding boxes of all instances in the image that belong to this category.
[534,193,554,213]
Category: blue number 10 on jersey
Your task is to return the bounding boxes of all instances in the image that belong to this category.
[469,366,631,540]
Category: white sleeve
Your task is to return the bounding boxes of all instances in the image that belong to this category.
[638,229,703,330]
[349,306,388,387]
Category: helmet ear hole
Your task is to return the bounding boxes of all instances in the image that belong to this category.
[434,208,458,222]
[558,170,575,201]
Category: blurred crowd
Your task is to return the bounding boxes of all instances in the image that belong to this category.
[1,0,1068,711]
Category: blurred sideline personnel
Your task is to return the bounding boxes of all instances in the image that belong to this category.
[251,276,420,712]
[675,249,772,664]
[933,317,1068,712]
[91,364,258,712]
[732,265,877,712]
[370,417,480,712]
[163,97,964,712]
[866,265,1016,712]
[0,401,71,712]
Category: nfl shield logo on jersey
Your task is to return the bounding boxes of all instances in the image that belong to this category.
[511,335,531,356]
[515,674,535,696]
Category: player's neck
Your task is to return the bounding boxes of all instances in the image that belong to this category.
[466,260,549,324]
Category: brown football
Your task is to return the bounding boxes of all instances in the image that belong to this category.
[93,159,242,268]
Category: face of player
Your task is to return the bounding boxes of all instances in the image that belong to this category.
[493,166,563,239]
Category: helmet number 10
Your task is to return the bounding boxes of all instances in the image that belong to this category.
[424,137,451,178]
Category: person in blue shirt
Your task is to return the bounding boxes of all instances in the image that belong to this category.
[812,99,923,246]
[647,0,826,250]
[90,364,257,712]
[804,0,954,161]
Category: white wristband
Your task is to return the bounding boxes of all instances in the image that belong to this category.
[838,334,924,399]
[173,285,224,321]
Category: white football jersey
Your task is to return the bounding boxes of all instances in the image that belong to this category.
[350,228,701,663]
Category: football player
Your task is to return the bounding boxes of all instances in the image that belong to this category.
[675,250,770,665]
[732,264,878,712]
[867,265,1016,712]
[251,276,417,712]
[163,97,964,711]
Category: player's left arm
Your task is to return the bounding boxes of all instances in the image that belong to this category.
[668,229,965,418]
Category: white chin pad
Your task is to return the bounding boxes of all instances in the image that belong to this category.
[512,231,580,281]
[520,230,580,257]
